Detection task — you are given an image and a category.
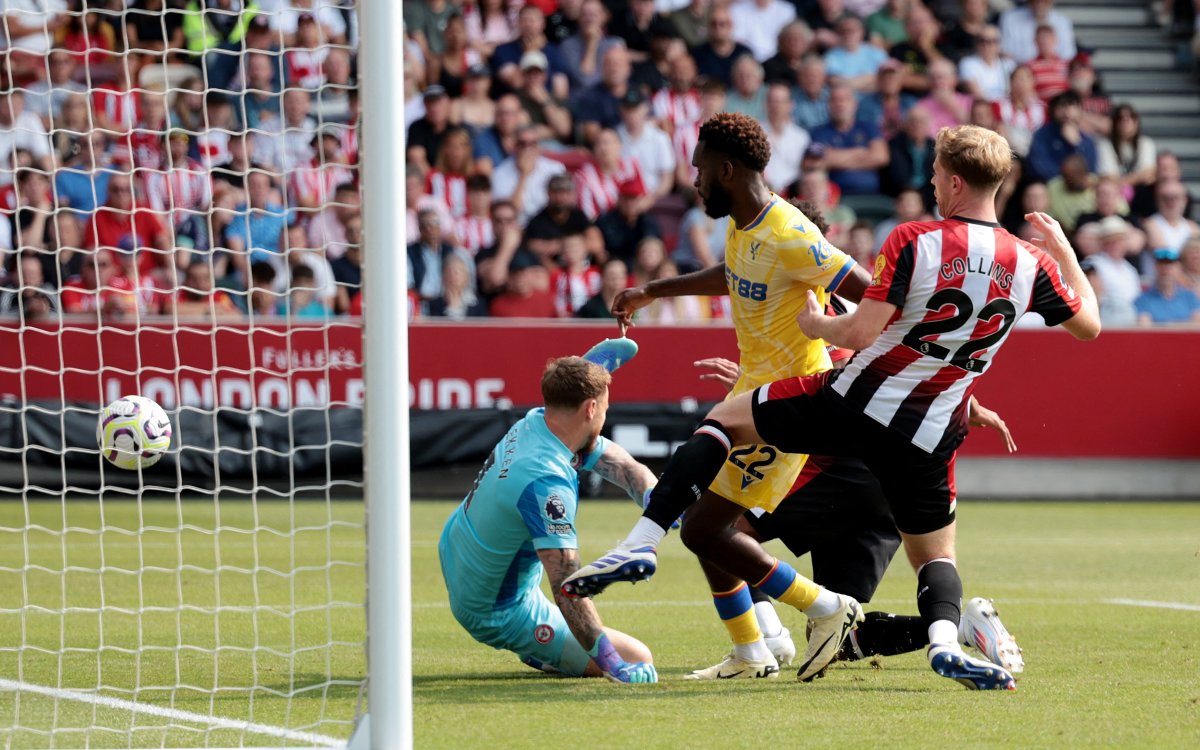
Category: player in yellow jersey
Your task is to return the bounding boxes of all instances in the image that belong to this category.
[563,112,875,681]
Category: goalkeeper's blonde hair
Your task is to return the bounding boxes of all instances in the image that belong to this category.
[542,357,611,409]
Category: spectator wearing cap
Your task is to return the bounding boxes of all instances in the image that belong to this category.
[1145,181,1200,258]
[490,124,567,224]
[1027,90,1096,183]
[809,82,889,195]
[866,0,909,49]
[1136,250,1200,325]
[730,0,797,62]
[525,174,605,265]
[959,24,1014,101]
[993,65,1045,158]
[670,0,712,50]
[888,5,944,96]
[572,45,635,144]
[824,14,889,94]
[726,55,767,122]
[763,84,811,192]
[576,128,650,221]
[881,105,934,201]
[691,5,754,87]
[1089,215,1142,327]
[857,58,915,139]
[1067,56,1111,137]
[596,178,662,269]
[1046,153,1096,232]
[617,90,676,200]
[631,16,686,93]
[607,0,658,62]
[489,251,557,318]
[405,0,459,59]
[575,258,629,319]
[429,13,481,99]
[916,59,972,137]
[471,94,524,176]
[764,20,816,85]
[493,5,570,100]
[407,207,474,303]
[793,55,832,132]
[517,51,574,143]
[406,85,453,176]
[559,0,624,91]
[465,0,518,60]
[1027,25,1069,102]
[651,53,703,137]
[425,127,475,219]
[452,63,498,134]
[999,0,1075,65]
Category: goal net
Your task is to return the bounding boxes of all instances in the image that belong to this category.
[0,1,366,746]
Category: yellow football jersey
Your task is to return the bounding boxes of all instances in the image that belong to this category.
[709,194,856,511]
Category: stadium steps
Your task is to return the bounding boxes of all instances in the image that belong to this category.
[1062,0,1200,204]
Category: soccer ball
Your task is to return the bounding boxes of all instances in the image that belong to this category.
[97,396,173,470]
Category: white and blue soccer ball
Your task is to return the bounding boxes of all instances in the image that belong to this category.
[97,396,172,470]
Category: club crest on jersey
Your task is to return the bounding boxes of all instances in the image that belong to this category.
[940,255,1013,290]
[749,241,761,260]
[873,254,887,285]
[544,495,566,520]
[534,624,555,644]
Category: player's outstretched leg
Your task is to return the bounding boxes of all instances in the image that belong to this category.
[960,597,1025,674]
[562,418,740,597]
[581,337,639,373]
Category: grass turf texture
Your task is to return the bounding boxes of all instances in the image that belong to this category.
[0,500,1197,747]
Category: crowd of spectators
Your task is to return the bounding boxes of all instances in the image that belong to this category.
[2,1,1198,327]
[1,0,362,322]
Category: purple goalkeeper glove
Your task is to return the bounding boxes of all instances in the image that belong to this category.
[587,633,657,684]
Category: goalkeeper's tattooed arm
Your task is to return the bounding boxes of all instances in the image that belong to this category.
[538,547,605,648]
[591,441,657,504]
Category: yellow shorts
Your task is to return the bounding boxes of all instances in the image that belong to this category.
[707,372,810,512]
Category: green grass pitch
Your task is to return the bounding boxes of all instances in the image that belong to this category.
[1,499,1198,748]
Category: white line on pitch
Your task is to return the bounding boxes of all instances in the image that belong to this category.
[1102,598,1200,612]
[0,679,344,747]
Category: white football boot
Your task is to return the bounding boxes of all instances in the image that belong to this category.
[959,597,1025,674]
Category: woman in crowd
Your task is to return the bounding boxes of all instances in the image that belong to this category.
[1097,104,1157,192]
[429,14,481,98]
[993,65,1045,157]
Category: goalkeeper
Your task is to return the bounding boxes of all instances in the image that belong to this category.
[438,340,658,683]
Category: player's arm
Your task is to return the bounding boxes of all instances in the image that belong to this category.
[590,440,657,505]
[1025,212,1101,341]
[797,291,895,351]
[968,395,1017,453]
[539,547,657,683]
[612,262,727,334]
[829,263,872,303]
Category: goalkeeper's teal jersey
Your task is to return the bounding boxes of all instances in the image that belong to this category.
[438,408,608,614]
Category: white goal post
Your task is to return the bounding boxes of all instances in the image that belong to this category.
[0,1,390,746]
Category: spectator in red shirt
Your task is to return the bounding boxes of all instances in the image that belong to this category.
[489,253,556,318]
[60,248,138,318]
[86,172,177,280]
[1027,25,1069,102]
[550,232,602,317]
[127,87,168,170]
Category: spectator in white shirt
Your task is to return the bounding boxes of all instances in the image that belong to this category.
[251,89,318,173]
[959,25,1015,102]
[730,0,797,62]
[0,87,52,187]
[1089,215,1143,327]
[491,125,567,224]
[616,90,675,200]
[999,0,1075,65]
[22,49,86,127]
[762,83,810,192]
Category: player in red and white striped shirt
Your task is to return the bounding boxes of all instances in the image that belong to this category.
[143,131,212,227]
[651,54,703,136]
[453,174,496,257]
[575,128,646,220]
[568,125,1100,691]
[288,131,356,210]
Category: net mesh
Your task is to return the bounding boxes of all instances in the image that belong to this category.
[0,1,365,746]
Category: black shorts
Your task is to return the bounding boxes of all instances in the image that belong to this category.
[749,371,957,536]
[744,456,900,604]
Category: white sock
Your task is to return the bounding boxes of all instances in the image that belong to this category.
[804,588,842,618]
[928,619,961,648]
[754,601,783,639]
[733,637,775,664]
[622,517,666,550]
